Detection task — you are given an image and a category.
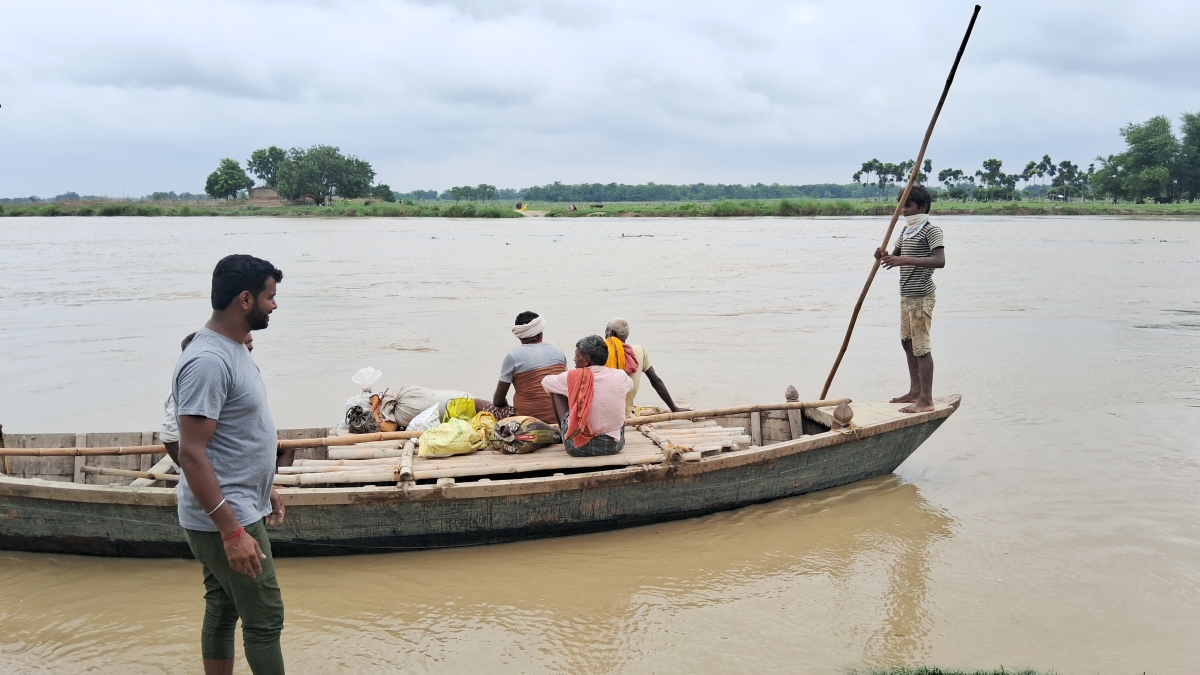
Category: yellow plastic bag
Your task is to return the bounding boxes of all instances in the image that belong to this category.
[442,397,476,423]
[471,411,496,442]
[418,418,486,457]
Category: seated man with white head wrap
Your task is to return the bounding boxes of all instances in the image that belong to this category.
[492,311,568,424]
[604,317,690,415]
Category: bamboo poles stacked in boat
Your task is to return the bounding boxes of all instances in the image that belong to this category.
[638,420,752,458]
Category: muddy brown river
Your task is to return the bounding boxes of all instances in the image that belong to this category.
[1,216,1197,674]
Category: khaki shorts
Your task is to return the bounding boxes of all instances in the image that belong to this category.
[900,292,936,356]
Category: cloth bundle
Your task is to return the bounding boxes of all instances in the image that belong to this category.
[491,416,561,454]
[604,337,639,375]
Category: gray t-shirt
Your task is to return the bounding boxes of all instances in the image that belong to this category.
[499,342,568,383]
[173,328,276,532]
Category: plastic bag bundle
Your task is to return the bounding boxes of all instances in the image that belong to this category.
[441,397,477,423]
[352,366,383,390]
[491,416,561,454]
[406,404,442,434]
[472,411,496,442]
[418,418,486,457]
[341,366,384,430]
[345,404,379,434]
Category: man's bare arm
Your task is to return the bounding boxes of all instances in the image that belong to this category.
[644,367,688,413]
[493,381,511,408]
[879,247,945,270]
[276,447,295,468]
[178,415,266,578]
[164,441,180,465]
[550,392,569,425]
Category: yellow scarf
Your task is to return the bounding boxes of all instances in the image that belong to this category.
[604,336,626,371]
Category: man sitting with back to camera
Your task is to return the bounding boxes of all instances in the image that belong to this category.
[492,311,567,424]
[542,335,633,457]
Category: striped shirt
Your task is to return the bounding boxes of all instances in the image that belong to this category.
[892,223,944,296]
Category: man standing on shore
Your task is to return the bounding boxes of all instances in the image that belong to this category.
[175,254,287,674]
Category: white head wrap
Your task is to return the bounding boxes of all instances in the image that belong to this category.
[900,213,929,240]
[512,315,545,339]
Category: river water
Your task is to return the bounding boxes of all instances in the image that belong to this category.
[0,216,1197,674]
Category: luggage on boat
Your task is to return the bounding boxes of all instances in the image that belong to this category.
[344,402,379,434]
[491,416,561,454]
[407,404,442,434]
[441,397,476,423]
[472,410,497,442]
[343,366,385,432]
[418,418,487,457]
[387,385,473,426]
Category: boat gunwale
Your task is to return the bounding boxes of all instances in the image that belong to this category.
[0,396,959,507]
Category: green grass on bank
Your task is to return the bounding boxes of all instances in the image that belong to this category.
[2,197,1198,219]
[0,199,522,219]
[859,662,1056,667]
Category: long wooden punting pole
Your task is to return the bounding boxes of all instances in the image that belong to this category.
[818,4,981,400]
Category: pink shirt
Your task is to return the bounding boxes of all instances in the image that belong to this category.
[542,366,633,441]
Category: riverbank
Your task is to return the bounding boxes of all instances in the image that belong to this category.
[0,199,522,218]
[2,198,1198,218]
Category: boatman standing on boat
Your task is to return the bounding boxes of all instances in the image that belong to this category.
[174,254,287,675]
[603,317,691,415]
[875,185,945,414]
[492,311,568,424]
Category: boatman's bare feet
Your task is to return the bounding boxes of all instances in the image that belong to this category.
[898,400,935,413]
[890,392,919,403]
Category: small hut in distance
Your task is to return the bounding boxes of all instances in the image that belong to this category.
[248,187,280,201]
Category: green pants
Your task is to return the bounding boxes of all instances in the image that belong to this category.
[185,519,285,674]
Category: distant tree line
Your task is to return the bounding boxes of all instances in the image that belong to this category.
[520,181,895,202]
[1,191,207,203]
[856,111,1199,203]
[204,146,395,204]
[17,112,1197,205]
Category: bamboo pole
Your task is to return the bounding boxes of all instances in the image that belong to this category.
[79,466,180,482]
[4,402,839,459]
[293,457,400,467]
[625,399,849,426]
[1,430,421,457]
[399,440,415,482]
[649,420,721,429]
[277,464,399,474]
[819,4,981,400]
[327,447,408,460]
[0,444,167,457]
[276,431,420,450]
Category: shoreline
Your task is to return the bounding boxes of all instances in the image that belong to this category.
[2,198,1198,219]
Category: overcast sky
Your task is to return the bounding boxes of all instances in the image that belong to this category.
[2,0,1198,197]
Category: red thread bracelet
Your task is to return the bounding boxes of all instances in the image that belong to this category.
[222,526,245,541]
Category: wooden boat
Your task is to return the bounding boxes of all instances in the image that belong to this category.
[0,392,960,558]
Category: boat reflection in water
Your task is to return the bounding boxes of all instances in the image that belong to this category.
[272,475,954,672]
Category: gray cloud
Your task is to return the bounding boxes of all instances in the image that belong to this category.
[1,0,1198,196]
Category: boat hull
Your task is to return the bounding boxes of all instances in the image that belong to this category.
[0,406,952,558]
